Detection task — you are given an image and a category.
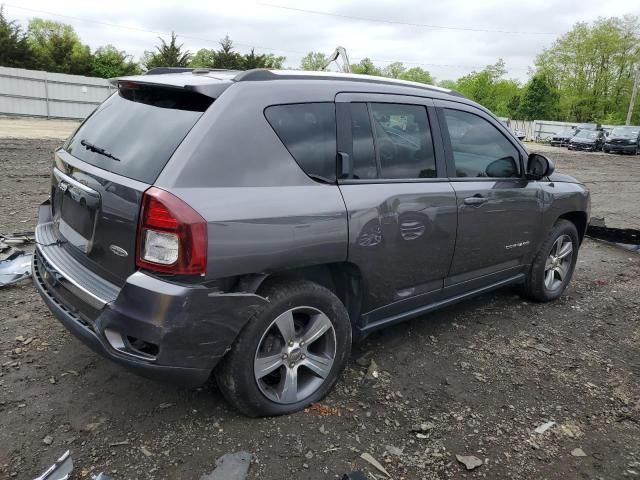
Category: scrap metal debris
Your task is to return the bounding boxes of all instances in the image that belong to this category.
[33,450,73,480]
[586,219,640,253]
[0,250,32,287]
[200,452,253,480]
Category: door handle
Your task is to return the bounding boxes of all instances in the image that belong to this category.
[464,195,489,206]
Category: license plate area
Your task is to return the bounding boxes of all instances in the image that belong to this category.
[53,170,101,254]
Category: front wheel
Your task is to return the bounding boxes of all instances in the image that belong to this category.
[215,279,352,417]
[521,219,579,302]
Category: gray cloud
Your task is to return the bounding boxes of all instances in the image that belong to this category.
[5,0,640,82]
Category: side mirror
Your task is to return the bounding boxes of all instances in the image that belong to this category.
[485,156,518,177]
[526,153,555,180]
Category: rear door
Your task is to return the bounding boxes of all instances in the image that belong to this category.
[336,93,457,323]
[50,82,213,285]
[435,100,543,292]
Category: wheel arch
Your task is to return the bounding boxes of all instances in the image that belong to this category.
[557,211,588,244]
[233,262,364,327]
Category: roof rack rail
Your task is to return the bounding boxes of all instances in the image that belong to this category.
[232,69,464,97]
[145,67,195,75]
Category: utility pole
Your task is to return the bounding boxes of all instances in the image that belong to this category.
[626,64,640,125]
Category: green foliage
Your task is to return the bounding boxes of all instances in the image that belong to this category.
[0,6,32,68]
[91,45,140,78]
[212,35,242,69]
[517,74,559,120]
[398,66,434,85]
[535,15,640,123]
[382,62,405,78]
[300,51,329,71]
[27,18,92,75]
[351,58,383,76]
[447,59,523,117]
[142,32,191,70]
[190,48,216,68]
[189,38,285,71]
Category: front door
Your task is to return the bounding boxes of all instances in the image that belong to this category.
[435,101,543,290]
[335,93,457,322]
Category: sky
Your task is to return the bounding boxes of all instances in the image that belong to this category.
[4,0,640,82]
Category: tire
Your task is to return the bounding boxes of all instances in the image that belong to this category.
[603,147,609,154]
[521,219,579,302]
[215,279,352,417]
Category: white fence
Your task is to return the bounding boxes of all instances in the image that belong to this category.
[0,66,113,119]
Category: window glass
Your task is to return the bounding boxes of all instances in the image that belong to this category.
[265,103,336,181]
[65,85,212,184]
[349,103,377,179]
[444,109,520,178]
[370,103,436,179]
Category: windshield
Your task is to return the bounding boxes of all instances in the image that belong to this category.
[65,84,213,183]
[610,127,639,137]
[575,130,598,139]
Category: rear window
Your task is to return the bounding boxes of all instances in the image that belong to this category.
[65,84,213,184]
[264,103,337,182]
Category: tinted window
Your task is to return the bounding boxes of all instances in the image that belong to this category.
[265,103,336,181]
[370,103,436,179]
[443,109,520,178]
[65,84,212,184]
[350,103,377,179]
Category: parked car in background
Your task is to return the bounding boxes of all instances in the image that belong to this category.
[550,127,576,147]
[603,126,640,154]
[568,129,605,151]
[32,68,590,416]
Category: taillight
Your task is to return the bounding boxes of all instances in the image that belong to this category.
[136,187,207,275]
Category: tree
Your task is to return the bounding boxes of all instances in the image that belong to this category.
[517,74,559,120]
[190,48,216,68]
[212,35,242,69]
[382,62,405,78]
[142,32,191,70]
[263,53,285,69]
[27,18,92,75]
[0,6,32,68]
[451,59,522,116]
[300,51,328,71]
[351,58,382,76]
[241,48,285,69]
[535,15,640,122]
[91,45,140,78]
[398,66,434,85]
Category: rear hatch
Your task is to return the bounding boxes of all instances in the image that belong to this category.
[50,81,214,285]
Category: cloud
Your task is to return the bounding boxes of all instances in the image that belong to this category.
[5,0,640,81]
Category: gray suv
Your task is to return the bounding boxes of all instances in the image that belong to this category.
[33,69,590,416]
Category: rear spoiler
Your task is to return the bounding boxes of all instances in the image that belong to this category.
[108,75,232,99]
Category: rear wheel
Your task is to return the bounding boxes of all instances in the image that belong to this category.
[522,220,579,302]
[215,279,352,417]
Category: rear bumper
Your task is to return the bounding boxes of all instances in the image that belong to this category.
[33,203,267,387]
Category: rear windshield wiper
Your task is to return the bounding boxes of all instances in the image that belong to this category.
[80,139,121,162]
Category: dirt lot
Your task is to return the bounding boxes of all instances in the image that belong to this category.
[0,131,639,480]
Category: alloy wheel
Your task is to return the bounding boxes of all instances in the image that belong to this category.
[544,234,573,291]
[253,306,336,404]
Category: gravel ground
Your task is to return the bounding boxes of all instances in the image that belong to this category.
[0,134,639,480]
